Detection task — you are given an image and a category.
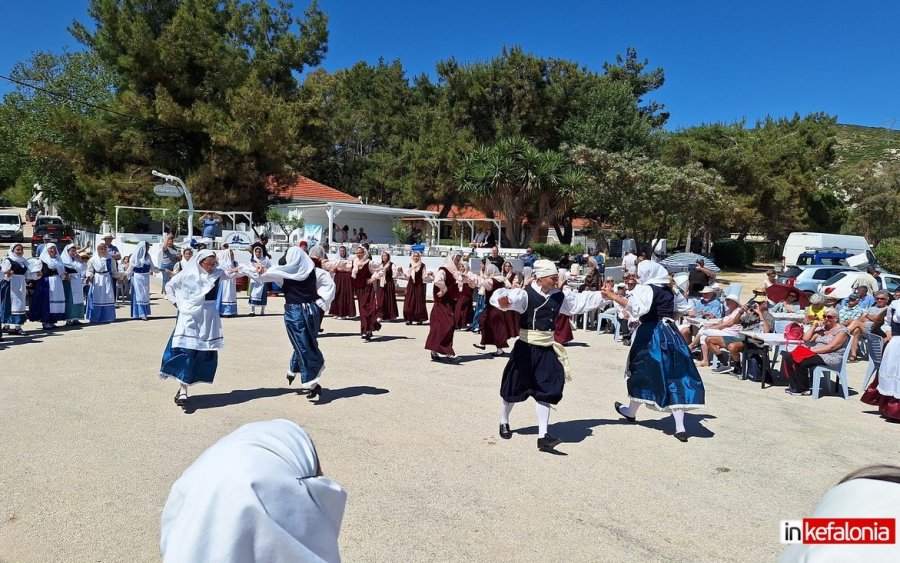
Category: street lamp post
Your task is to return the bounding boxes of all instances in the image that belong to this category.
[151,170,195,241]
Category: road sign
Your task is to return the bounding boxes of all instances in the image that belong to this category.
[154,183,183,197]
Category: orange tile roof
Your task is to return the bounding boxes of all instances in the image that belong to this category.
[424,205,507,221]
[272,175,360,203]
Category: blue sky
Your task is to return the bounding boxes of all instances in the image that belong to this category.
[1,0,898,131]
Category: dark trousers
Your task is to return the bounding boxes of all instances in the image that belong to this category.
[781,353,826,392]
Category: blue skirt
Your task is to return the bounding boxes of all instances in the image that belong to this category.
[28,278,65,324]
[626,320,705,411]
[500,339,565,405]
[159,332,218,385]
[86,289,116,324]
[471,294,486,331]
[1,281,25,325]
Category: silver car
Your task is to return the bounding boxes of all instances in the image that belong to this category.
[777,264,856,294]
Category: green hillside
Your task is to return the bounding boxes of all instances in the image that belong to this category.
[832,123,900,171]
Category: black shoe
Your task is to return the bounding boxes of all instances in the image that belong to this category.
[307,384,322,399]
[472,343,486,350]
[431,352,440,362]
[445,355,461,364]
[405,321,412,325]
[499,423,512,439]
[286,373,296,385]
[249,312,256,317]
[614,401,636,423]
[537,434,562,451]
[674,432,689,443]
[364,331,372,341]
[491,349,505,357]
[712,362,731,373]
[174,390,188,406]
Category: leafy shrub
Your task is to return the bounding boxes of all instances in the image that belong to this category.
[711,239,751,269]
[874,237,900,273]
[530,243,585,261]
[746,241,778,263]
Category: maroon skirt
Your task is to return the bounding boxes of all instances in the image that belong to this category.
[403,280,428,322]
[377,283,399,321]
[355,285,381,333]
[481,305,517,349]
[554,314,574,345]
[454,289,474,329]
[329,270,356,318]
[861,374,900,421]
[425,299,456,356]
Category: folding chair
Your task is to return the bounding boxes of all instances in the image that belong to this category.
[863,333,884,390]
[596,312,621,341]
[811,345,852,400]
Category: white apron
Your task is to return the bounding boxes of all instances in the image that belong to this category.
[92,268,116,307]
[132,271,151,307]
[173,301,224,351]
[48,276,66,314]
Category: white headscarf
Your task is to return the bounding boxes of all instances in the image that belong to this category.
[407,252,423,277]
[173,250,220,325]
[351,247,371,279]
[4,243,28,268]
[39,244,65,276]
[637,260,669,286]
[217,248,236,269]
[131,242,151,268]
[250,245,271,268]
[266,246,315,281]
[484,264,506,285]
[90,244,110,272]
[61,243,85,275]
[161,419,346,563]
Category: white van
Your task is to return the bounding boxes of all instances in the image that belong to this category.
[0,212,23,242]
[781,232,872,267]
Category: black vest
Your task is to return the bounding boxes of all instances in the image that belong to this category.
[521,285,564,331]
[205,279,220,301]
[639,285,675,323]
[282,274,318,304]
[5,259,27,275]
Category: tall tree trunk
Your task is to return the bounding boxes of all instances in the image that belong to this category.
[552,217,574,245]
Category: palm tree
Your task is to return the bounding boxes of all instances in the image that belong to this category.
[456,137,583,246]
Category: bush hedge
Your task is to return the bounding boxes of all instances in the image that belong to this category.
[711,239,751,269]
[530,243,585,261]
[874,238,900,273]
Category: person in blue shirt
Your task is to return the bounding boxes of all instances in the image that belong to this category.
[201,212,221,239]
[522,247,536,269]
[842,285,875,309]
[101,233,121,261]
[679,285,724,343]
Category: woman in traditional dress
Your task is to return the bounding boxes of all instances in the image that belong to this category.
[173,247,192,275]
[29,244,67,329]
[453,262,476,330]
[470,259,488,334]
[425,250,465,364]
[1,243,30,334]
[401,251,429,325]
[374,251,400,322]
[490,260,609,451]
[216,247,241,317]
[128,241,155,320]
[473,264,517,356]
[861,297,900,421]
[328,245,355,320]
[605,261,706,442]
[502,261,517,287]
[351,246,380,341]
[160,419,347,562]
[553,271,575,345]
[248,243,271,316]
[247,246,335,397]
[61,243,87,325]
[86,242,124,324]
[161,250,235,406]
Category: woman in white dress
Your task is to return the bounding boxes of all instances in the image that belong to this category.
[1,243,31,334]
[61,243,87,325]
[161,250,238,407]
[29,244,67,329]
[216,247,241,317]
[248,243,271,316]
[127,241,156,320]
[86,242,124,324]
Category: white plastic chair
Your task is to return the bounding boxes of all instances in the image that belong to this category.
[811,344,852,400]
[596,312,621,341]
[863,333,884,390]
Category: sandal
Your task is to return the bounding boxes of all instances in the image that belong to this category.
[174,389,188,406]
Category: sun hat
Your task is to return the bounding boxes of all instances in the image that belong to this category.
[699,285,716,294]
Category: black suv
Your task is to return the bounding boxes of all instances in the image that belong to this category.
[31,216,75,256]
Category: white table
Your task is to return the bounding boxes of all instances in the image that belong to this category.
[771,312,806,321]
[686,317,719,327]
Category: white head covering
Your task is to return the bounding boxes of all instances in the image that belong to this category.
[250,244,271,268]
[637,260,669,286]
[532,259,556,279]
[60,243,85,275]
[4,243,28,267]
[131,242,151,268]
[217,248,236,269]
[407,252,423,277]
[351,247,371,279]
[161,419,346,563]
[39,244,65,276]
[442,250,464,290]
[90,243,111,272]
[266,246,315,281]
[173,250,220,327]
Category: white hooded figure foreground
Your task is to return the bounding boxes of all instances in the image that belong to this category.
[161,419,347,562]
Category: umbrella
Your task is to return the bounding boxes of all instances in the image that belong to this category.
[766,283,809,307]
[659,252,721,274]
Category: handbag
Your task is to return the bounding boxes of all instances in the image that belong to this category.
[789,345,817,363]
[784,322,804,341]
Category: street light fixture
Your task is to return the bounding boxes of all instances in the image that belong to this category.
[151,170,195,240]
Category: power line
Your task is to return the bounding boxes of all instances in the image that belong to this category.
[0,73,169,127]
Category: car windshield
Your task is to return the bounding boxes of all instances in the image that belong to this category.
[823,272,848,286]
[38,218,64,226]
[781,266,803,279]
[0,216,19,225]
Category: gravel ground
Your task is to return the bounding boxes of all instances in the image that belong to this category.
[0,279,896,562]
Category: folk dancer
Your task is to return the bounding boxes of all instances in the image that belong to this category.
[216,247,242,317]
[128,241,156,320]
[248,243,271,316]
[491,260,609,451]
[605,261,706,442]
[350,246,380,341]
[60,243,87,325]
[374,251,400,322]
[327,245,356,320]
[400,251,429,325]
[29,244,67,329]
[425,251,469,364]
[247,246,335,398]
[86,242,124,324]
[1,243,31,334]
[160,250,239,407]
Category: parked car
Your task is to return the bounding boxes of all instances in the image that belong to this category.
[31,215,75,256]
[0,212,24,242]
[776,264,855,294]
[796,250,853,266]
[781,232,873,267]
[818,271,900,299]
